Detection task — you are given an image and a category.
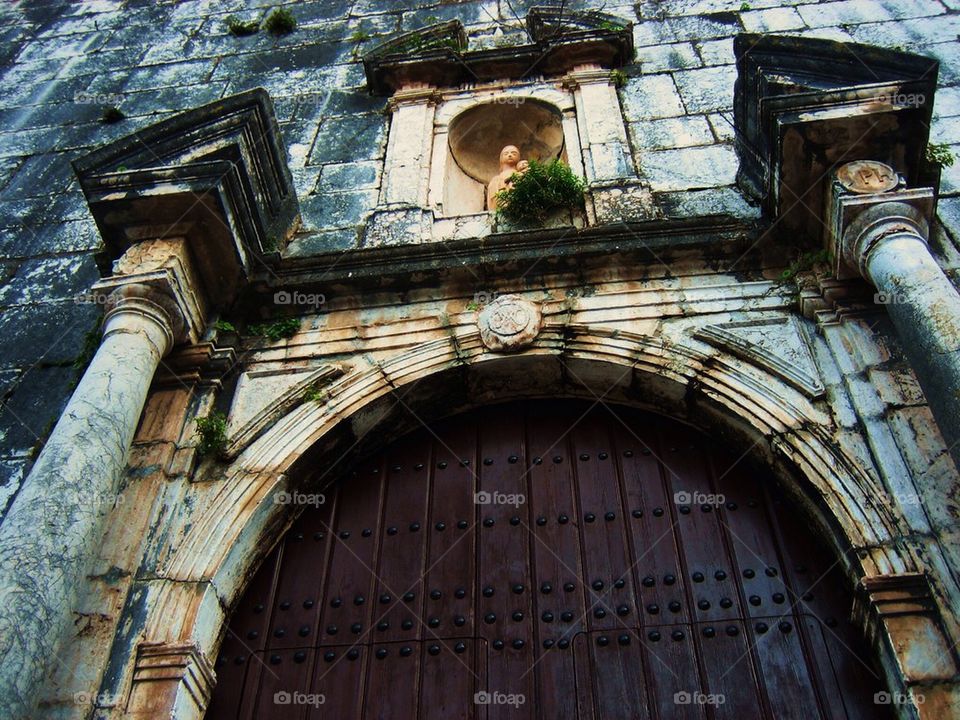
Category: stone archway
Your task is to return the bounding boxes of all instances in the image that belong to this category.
[206,398,893,719]
[115,328,931,718]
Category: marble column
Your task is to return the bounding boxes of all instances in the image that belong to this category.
[832,171,960,466]
[0,240,202,718]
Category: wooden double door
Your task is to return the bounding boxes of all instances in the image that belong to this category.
[208,401,889,719]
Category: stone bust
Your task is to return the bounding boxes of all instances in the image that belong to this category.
[486,145,528,211]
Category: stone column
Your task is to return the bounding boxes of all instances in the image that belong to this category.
[0,240,203,719]
[829,167,960,465]
[381,83,440,207]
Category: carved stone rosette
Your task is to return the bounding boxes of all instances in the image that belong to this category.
[477,294,542,352]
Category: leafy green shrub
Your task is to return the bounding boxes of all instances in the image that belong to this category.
[249,318,300,341]
[195,411,228,457]
[926,142,955,168]
[264,7,296,35]
[213,319,236,332]
[495,159,587,225]
[226,15,259,36]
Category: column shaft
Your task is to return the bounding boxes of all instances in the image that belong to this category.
[864,232,960,464]
[0,297,172,719]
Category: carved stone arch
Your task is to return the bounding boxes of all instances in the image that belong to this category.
[109,325,940,717]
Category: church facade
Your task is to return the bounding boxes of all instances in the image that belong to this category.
[1,1,959,718]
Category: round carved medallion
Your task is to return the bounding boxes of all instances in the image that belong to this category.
[477,294,542,352]
[836,160,899,195]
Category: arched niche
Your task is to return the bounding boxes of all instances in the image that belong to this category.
[444,98,566,215]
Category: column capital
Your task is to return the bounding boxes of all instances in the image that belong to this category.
[92,237,207,346]
[124,641,216,719]
[826,162,935,281]
[387,85,441,111]
[562,64,614,89]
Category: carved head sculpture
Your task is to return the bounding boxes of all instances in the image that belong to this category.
[499,145,520,170]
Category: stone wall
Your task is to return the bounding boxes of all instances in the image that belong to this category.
[2,0,960,516]
[2,2,960,717]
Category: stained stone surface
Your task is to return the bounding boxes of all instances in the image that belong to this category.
[0,2,959,716]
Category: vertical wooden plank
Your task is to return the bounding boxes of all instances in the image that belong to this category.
[237,649,311,720]
[696,620,766,720]
[373,432,432,644]
[524,403,589,719]
[640,622,706,720]
[267,496,336,650]
[570,409,637,633]
[424,417,478,645]
[362,641,422,719]
[575,630,649,719]
[421,639,481,720]
[309,644,366,719]
[658,424,742,626]
[612,414,689,628]
[476,404,534,720]
[317,458,386,653]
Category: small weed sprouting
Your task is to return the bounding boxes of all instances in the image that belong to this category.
[249,318,300,341]
[303,384,328,403]
[739,2,751,10]
[262,234,279,252]
[101,106,125,123]
[779,249,832,282]
[495,159,587,225]
[349,29,372,43]
[926,142,956,168]
[226,15,260,36]
[610,69,627,88]
[264,7,296,36]
[195,411,228,457]
[213,319,236,332]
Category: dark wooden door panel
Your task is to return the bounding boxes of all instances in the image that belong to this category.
[208,401,892,720]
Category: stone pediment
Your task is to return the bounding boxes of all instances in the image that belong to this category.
[72,88,299,306]
[363,12,633,95]
[224,364,343,460]
[733,34,938,242]
[695,316,824,399]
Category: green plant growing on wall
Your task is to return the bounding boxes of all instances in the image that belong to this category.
[101,106,125,123]
[926,142,956,168]
[739,2,751,11]
[249,318,300,341]
[226,15,260,36]
[195,411,228,457]
[264,7,296,36]
[349,28,372,43]
[610,69,627,88]
[495,159,587,225]
[213,319,236,332]
[303,384,328,403]
[779,248,832,282]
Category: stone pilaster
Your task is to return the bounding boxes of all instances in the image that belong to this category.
[381,84,441,207]
[855,573,960,719]
[827,166,960,467]
[0,239,204,719]
[125,642,215,720]
[563,64,634,184]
